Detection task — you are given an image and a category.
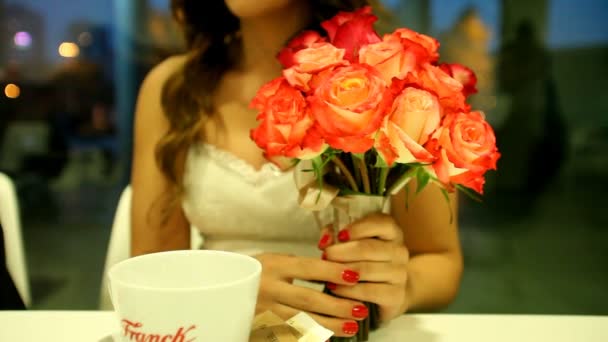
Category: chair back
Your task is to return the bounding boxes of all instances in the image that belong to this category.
[0,172,31,307]
[99,186,203,310]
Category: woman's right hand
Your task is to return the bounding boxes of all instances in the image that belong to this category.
[254,253,368,337]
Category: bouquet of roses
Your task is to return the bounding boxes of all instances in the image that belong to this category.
[250,6,500,341]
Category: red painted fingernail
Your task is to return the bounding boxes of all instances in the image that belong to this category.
[342,321,359,335]
[326,282,337,291]
[337,230,350,242]
[321,251,327,260]
[318,234,330,249]
[352,305,368,318]
[342,269,360,283]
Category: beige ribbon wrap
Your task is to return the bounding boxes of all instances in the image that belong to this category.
[293,160,409,230]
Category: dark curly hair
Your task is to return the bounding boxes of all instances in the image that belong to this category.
[157,0,372,199]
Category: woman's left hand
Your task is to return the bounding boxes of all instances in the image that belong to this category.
[319,213,410,322]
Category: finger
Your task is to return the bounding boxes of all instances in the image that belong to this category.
[329,282,405,310]
[318,224,335,250]
[338,213,404,243]
[271,303,361,338]
[274,283,368,321]
[341,261,408,284]
[272,255,361,285]
[326,239,409,263]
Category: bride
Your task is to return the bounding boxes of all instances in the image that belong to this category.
[131,0,463,337]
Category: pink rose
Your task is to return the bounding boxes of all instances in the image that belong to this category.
[309,64,391,153]
[440,63,478,97]
[250,77,325,159]
[427,111,500,194]
[375,87,440,166]
[321,6,381,62]
[282,42,347,91]
[277,30,326,68]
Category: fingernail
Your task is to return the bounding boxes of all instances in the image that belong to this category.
[352,305,368,318]
[342,321,359,335]
[318,234,330,249]
[342,270,360,283]
[321,251,327,260]
[337,230,350,242]
[326,282,337,291]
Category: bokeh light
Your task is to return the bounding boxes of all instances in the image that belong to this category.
[13,31,32,49]
[4,84,21,99]
[58,42,80,58]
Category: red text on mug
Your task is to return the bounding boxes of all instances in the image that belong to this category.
[122,319,197,342]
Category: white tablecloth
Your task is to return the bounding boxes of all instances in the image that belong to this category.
[0,311,606,341]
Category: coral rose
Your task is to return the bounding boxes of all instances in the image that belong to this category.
[359,37,417,84]
[375,87,441,166]
[440,63,478,97]
[250,77,325,159]
[277,30,326,68]
[427,111,500,193]
[390,28,440,63]
[282,42,347,91]
[406,64,468,113]
[309,64,391,153]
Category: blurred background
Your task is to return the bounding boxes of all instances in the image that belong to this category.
[0,0,606,313]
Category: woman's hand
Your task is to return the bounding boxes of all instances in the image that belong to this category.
[320,213,410,322]
[254,253,370,337]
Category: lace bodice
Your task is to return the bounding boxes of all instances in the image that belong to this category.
[181,143,322,257]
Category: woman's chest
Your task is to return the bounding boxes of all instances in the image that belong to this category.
[201,102,268,171]
[181,144,319,242]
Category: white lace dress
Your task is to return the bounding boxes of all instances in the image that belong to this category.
[182,143,322,258]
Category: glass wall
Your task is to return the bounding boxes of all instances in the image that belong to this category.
[1,0,606,313]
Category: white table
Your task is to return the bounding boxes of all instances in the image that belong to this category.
[0,311,606,341]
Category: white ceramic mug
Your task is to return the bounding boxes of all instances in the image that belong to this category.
[108,250,262,342]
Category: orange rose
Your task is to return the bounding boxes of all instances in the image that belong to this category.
[309,64,391,153]
[358,37,417,84]
[427,111,500,194]
[283,42,347,91]
[250,77,325,159]
[390,28,440,63]
[277,30,326,68]
[375,87,440,166]
[406,64,468,113]
[440,63,478,97]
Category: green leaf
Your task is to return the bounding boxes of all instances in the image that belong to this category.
[415,168,431,194]
[455,184,483,203]
[374,155,389,168]
[387,166,416,195]
[351,152,365,160]
[311,156,324,203]
[439,188,454,224]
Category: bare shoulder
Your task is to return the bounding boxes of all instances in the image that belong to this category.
[139,54,188,99]
[135,54,188,125]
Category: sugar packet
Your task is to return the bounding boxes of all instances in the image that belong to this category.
[249,311,333,342]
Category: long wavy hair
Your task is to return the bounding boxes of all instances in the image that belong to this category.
[157,0,371,209]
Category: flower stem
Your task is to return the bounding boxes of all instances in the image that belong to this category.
[357,158,371,194]
[378,167,389,196]
[332,156,359,193]
[351,154,362,189]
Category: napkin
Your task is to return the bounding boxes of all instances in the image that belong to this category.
[250,311,334,342]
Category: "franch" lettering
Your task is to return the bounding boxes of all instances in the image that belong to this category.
[121,319,197,342]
